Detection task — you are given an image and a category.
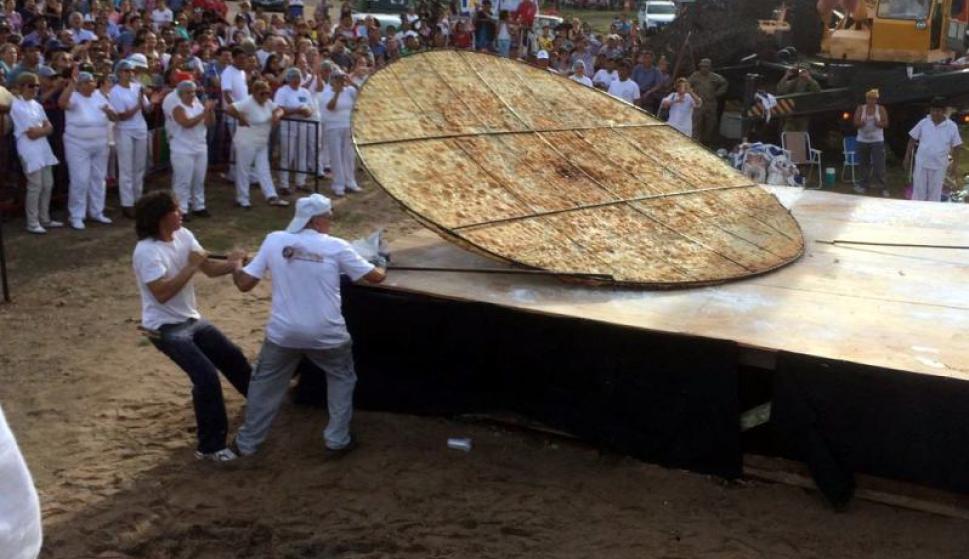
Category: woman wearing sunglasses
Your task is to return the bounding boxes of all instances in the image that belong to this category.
[11,72,60,234]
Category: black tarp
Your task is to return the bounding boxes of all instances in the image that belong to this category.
[308,284,744,478]
[771,353,969,505]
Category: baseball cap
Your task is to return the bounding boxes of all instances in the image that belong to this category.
[116,60,135,71]
[536,50,549,60]
[36,65,57,78]
[286,194,333,233]
[126,53,149,69]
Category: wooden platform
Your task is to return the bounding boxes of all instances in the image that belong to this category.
[381,187,969,380]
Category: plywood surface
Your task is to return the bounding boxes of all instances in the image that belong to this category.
[353,50,804,287]
[377,187,969,380]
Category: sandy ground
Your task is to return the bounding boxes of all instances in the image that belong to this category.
[0,168,968,559]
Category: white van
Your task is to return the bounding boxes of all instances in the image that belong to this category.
[639,0,677,33]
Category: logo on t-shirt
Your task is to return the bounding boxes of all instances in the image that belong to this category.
[282,245,325,263]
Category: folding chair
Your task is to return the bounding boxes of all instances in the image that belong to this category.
[842,135,858,184]
[781,131,823,189]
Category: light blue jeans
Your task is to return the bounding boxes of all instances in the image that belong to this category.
[235,339,356,454]
[497,38,511,58]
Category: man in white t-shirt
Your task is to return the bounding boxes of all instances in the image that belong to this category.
[607,59,641,104]
[220,47,250,182]
[0,402,42,559]
[661,77,702,138]
[906,97,963,202]
[592,57,618,90]
[232,194,386,456]
[132,190,252,463]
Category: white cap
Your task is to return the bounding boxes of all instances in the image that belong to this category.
[536,50,549,60]
[126,53,149,69]
[286,194,332,233]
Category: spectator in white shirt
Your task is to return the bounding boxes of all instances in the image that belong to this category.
[592,57,618,90]
[661,77,702,138]
[225,80,289,208]
[569,60,593,87]
[607,59,641,104]
[166,80,216,218]
[151,0,173,31]
[109,60,156,219]
[320,71,360,197]
[906,97,963,202]
[274,68,317,193]
[220,47,249,182]
[11,72,60,234]
[59,71,118,230]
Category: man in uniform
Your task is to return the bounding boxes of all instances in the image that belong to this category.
[687,58,728,144]
[776,65,821,133]
[232,194,386,456]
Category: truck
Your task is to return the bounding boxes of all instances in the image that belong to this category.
[718,0,969,156]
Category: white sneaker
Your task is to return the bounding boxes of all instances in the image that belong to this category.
[26,224,46,234]
[852,185,866,194]
[89,214,112,224]
[70,219,85,230]
[881,189,891,198]
[194,447,238,463]
[346,184,362,193]
[42,220,64,228]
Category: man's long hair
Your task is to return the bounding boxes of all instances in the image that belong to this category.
[135,191,177,240]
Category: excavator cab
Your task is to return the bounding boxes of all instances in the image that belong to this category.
[821,0,969,62]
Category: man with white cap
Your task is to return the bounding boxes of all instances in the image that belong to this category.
[534,49,556,73]
[569,60,593,87]
[232,194,386,456]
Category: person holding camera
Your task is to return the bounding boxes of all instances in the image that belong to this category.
[661,77,702,138]
[776,65,820,133]
[319,70,359,197]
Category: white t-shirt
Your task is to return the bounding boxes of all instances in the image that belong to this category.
[318,87,357,129]
[133,227,204,330]
[11,97,58,174]
[607,78,641,104]
[243,229,374,350]
[570,74,593,87]
[909,116,963,170]
[274,85,316,120]
[220,65,248,105]
[65,91,110,140]
[232,96,276,145]
[592,69,618,89]
[663,92,699,137]
[151,8,173,30]
[0,403,42,559]
[168,98,207,155]
[109,82,148,137]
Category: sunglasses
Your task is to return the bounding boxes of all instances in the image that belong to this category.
[23,83,39,88]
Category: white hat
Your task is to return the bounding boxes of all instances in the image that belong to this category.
[126,53,149,69]
[536,50,549,60]
[286,194,333,233]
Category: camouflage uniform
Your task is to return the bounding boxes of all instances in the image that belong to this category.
[776,74,822,132]
[687,70,728,144]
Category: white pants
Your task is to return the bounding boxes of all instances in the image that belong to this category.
[278,120,313,187]
[225,116,257,183]
[171,151,207,213]
[23,165,53,228]
[324,126,357,194]
[317,121,329,173]
[65,135,109,222]
[234,141,277,206]
[912,162,945,202]
[115,131,147,208]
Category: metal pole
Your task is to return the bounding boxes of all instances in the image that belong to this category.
[741,72,760,142]
[0,212,10,302]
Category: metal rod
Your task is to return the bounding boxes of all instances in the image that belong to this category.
[816,240,969,250]
[0,213,9,302]
[387,265,614,280]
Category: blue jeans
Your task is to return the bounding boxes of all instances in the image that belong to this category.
[497,38,511,57]
[151,319,251,453]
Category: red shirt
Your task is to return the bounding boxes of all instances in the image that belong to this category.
[515,0,537,27]
[453,30,472,49]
